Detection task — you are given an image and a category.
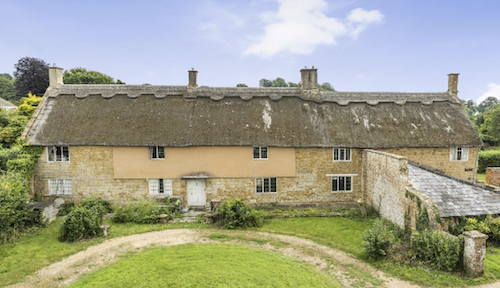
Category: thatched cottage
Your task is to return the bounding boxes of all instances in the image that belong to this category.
[22,67,482,209]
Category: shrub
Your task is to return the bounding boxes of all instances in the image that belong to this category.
[112,200,164,224]
[79,197,108,220]
[464,216,491,235]
[478,149,500,173]
[411,229,463,272]
[213,198,264,229]
[57,202,75,216]
[0,173,31,243]
[489,217,500,242]
[362,218,401,260]
[59,206,102,242]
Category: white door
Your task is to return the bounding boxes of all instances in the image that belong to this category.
[187,180,206,206]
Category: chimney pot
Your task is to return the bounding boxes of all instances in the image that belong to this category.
[300,67,318,90]
[448,73,459,95]
[188,69,198,88]
[49,67,64,87]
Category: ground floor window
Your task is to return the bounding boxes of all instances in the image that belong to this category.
[331,176,352,192]
[149,179,172,195]
[49,179,72,195]
[255,177,277,193]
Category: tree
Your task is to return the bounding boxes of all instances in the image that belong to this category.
[288,82,301,87]
[0,74,15,101]
[271,77,288,87]
[477,96,499,113]
[236,83,248,87]
[17,92,42,117]
[259,79,273,88]
[479,104,500,145]
[319,82,336,91]
[63,68,125,84]
[13,57,49,100]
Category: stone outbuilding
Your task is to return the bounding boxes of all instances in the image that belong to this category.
[22,67,483,209]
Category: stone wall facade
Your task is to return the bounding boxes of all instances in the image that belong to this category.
[33,146,362,206]
[381,147,479,182]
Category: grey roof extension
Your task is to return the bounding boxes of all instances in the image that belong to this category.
[23,85,483,148]
[0,98,17,109]
[409,163,500,217]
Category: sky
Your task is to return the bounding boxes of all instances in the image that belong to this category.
[1,0,500,103]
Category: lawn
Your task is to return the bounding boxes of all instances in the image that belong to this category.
[0,219,208,286]
[69,244,342,288]
[477,173,486,182]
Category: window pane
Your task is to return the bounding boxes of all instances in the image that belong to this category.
[149,179,159,194]
[159,179,164,194]
[339,177,345,191]
[457,147,462,161]
[57,179,64,195]
[62,146,69,161]
[48,147,55,162]
[340,149,345,160]
[158,147,165,159]
[49,179,56,195]
[333,149,338,161]
[261,147,268,159]
[56,146,62,161]
[256,178,263,193]
[332,177,338,192]
[270,178,277,192]
[346,149,351,161]
[64,179,72,195]
[345,177,351,191]
[164,179,173,195]
[264,178,270,192]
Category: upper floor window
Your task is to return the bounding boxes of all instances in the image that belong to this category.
[150,146,165,159]
[253,146,268,160]
[450,147,469,161]
[149,179,172,195]
[333,148,351,162]
[331,176,352,192]
[255,177,277,193]
[47,146,70,162]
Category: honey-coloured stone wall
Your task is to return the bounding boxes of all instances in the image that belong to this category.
[381,147,479,182]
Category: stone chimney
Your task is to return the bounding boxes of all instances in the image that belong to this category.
[49,67,64,88]
[301,67,318,90]
[188,69,198,88]
[448,73,459,95]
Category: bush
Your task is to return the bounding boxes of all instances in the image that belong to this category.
[79,197,108,220]
[489,217,500,242]
[57,202,75,216]
[411,229,463,271]
[112,200,164,224]
[213,198,264,229]
[362,218,401,260]
[59,206,102,242]
[478,149,500,173]
[0,173,31,243]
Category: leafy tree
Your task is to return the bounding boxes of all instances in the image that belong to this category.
[477,96,499,113]
[13,57,49,100]
[319,82,336,91]
[236,83,248,87]
[271,77,288,87]
[480,104,500,145]
[17,93,42,117]
[0,74,15,102]
[63,68,125,84]
[259,79,273,88]
[288,82,301,87]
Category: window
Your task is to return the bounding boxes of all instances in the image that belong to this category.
[331,176,352,192]
[450,147,469,161]
[149,179,172,195]
[253,147,268,159]
[47,146,70,162]
[333,148,351,161]
[150,146,165,159]
[49,179,72,195]
[255,177,277,193]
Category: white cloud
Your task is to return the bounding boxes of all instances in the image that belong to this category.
[478,82,500,104]
[243,0,383,58]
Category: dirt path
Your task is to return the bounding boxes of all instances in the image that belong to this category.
[6,229,424,288]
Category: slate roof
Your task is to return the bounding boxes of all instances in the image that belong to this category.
[409,163,500,217]
[0,98,17,109]
[23,85,483,148]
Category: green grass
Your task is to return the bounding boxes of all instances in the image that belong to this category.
[477,173,486,182]
[255,216,375,259]
[0,218,208,286]
[69,244,343,288]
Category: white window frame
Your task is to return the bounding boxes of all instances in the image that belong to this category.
[333,148,351,162]
[48,179,72,195]
[149,179,173,195]
[450,147,469,161]
[330,175,353,192]
[150,146,165,160]
[47,146,70,162]
[255,177,277,193]
[253,146,268,160]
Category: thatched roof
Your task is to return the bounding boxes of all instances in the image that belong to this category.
[23,85,482,148]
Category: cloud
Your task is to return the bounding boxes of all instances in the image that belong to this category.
[244,0,383,58]
[478,83,500,104]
